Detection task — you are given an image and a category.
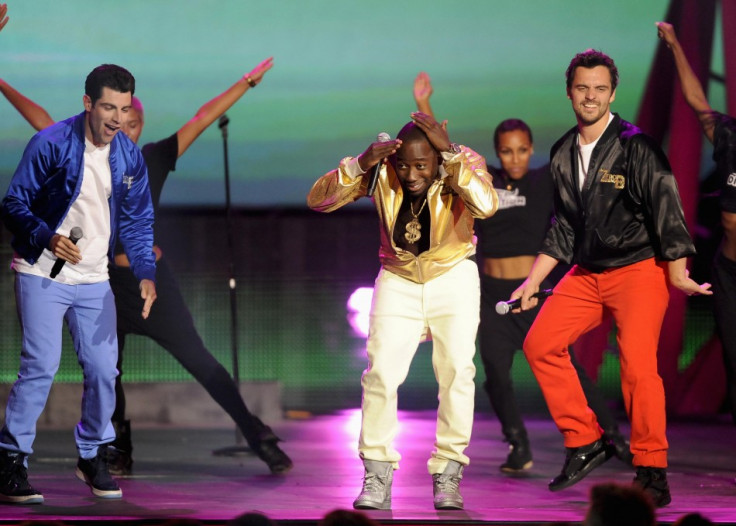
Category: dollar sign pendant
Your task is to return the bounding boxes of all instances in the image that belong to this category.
[404,218,422,243]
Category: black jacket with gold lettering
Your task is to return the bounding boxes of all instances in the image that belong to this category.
[540,113,695,272]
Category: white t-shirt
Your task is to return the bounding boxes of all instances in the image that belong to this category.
[577,112,615,191]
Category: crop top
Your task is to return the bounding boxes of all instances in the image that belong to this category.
[476,165,553,258]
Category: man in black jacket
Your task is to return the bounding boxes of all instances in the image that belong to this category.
[509,49,712,507]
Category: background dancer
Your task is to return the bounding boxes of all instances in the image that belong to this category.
[657,21,736,427]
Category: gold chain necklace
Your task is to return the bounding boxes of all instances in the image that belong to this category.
[404,198,427,244]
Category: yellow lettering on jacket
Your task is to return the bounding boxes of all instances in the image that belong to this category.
[599,169,625,189]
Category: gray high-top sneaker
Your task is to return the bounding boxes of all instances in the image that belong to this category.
[353,460,393,510]
[432,460,464,510]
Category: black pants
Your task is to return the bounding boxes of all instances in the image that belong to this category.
[478,275,618,438]
[108,258,268,446]
[712,250,736,425]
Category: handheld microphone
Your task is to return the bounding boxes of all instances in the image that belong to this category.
[366,132,391,197]
[495,289,553,315]
[50,227,83,279]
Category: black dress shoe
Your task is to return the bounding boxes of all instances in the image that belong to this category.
[602,429,634,466]
[548,439,611,491]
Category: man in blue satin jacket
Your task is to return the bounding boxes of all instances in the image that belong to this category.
[0,64,156,504]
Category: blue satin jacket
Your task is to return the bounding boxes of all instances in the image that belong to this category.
[1,111,156,282]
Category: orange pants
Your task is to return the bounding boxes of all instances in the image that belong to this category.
[523,258,669,468]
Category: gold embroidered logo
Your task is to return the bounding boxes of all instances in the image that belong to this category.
[599,169,625,189]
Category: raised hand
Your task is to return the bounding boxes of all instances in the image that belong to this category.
[413,72,433,104]
[656,22,677,48]
[0,4,9,33]
[245,57,274,86]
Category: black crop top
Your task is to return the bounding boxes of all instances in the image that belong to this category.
[476,165,554,258]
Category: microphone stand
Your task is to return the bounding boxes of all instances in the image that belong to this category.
[212,114,250,456]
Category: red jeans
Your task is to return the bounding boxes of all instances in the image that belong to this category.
[524,258,669,467]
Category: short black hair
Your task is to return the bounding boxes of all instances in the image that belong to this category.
[85,64,135,105]
[565,49,619,92]
[396,122,433,150]
[493,118,533,152]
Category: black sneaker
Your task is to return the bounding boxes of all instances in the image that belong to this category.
[0,451,43,505]
[76,445,122,499]
[255,439,293,474]
[500,436,533,473]
[633,466,671,507]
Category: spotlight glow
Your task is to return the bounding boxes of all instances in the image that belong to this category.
[347,287,373,338]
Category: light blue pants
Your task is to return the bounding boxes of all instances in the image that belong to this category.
[0,273,118,460]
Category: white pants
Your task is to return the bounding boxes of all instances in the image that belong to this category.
[358,259,479,474]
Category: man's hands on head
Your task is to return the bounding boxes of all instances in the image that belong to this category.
[357,138,401,173]
[139,279,157,319]
[411,112,451,153]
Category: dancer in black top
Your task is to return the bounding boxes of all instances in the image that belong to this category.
[658,21,736,425]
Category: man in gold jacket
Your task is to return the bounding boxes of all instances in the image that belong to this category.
[308,112,498,510]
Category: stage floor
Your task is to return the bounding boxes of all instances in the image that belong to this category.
[1,410,734,525]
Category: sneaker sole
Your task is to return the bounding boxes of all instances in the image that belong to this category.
[500,460,533,473]
[268,463,293,475]
[0,493,44,505]
[434,501,464,510]
[353,499,391,510]
[75,468,123,499]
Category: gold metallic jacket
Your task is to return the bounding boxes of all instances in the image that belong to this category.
[307,146,499,283]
